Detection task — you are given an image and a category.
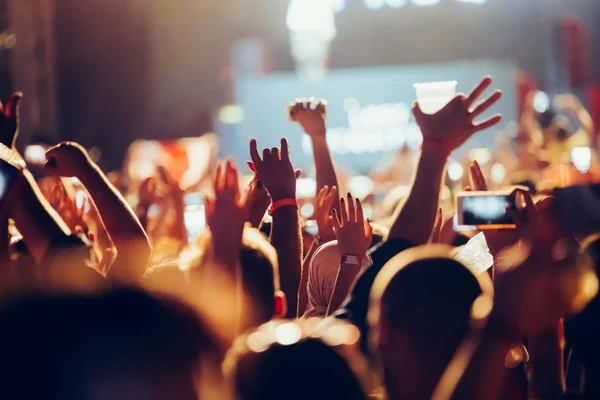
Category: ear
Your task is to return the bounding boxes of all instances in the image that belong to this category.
[274,290,287,318]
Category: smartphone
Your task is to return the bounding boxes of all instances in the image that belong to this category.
[184,193,206,242]
[455,191,517,230]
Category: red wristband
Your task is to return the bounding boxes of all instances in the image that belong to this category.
[268,198,298,215]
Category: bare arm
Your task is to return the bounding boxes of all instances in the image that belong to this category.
[289,99,340,210]
[46,142,151,284]
[250,138,302,319]
[528,322,565,399]
[389,77,502,245]
[387,146,447,244]
[328,194,372,315]
[270,206,302,319]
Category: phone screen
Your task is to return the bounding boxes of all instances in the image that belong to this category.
[184,193,206,242]
[456,192,516,230]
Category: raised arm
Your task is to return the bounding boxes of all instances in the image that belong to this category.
[447,193,593,400]
[288,98,340,210]
[45,142,151,284]
[388,77,502,245]
[250,138,302,319]
[328,193,372,316]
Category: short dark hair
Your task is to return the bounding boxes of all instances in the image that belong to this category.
[225,320,372,400]
[371,246,483,359]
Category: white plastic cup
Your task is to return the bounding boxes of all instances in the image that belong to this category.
[413,81,458,114]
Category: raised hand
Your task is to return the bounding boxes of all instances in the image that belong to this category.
[313,185,338,242]
[467,160,519,257]
[332,193,372,260]
[44,142,92,178]
[249,138,299,202]
[138,176,158,209]
[243,165,271,228]
[204,160,248,266]
[413,76,502,154]
[0,93,22,148]
[287,97,327,137]
[493,193,597,339]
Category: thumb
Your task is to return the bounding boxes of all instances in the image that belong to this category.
[294,169,303,179]
[365,219,373,240]
[412,101,425,121]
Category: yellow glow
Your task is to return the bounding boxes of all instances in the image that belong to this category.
[275,323,302,346]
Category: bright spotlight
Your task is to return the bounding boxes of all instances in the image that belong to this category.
[365,0,386,10]
[533,91,550,113]
[448,161,464,182]
[411,0,442,6]
[387,0,408,7]
[572,147,592,173]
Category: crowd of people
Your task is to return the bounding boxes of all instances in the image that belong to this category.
[0,75,599,400]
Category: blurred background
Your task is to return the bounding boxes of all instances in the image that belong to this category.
[0,0,598,174]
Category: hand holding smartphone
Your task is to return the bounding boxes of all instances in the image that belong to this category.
[455,190,521,231]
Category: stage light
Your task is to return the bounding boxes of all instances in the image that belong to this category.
[572,147,591,174]
[333,0,347,13]
[218,105,245,124]
[491,163,506,184]
[448,161,464,181]
[287,0,337,81]
[469,148,492,165]
[387,0,408,7]
[411,0,443,6]
[533,91,550,113]
[365,0,386,10]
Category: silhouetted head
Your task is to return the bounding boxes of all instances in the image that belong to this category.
[224,319,375,400]
[368,245,489,399]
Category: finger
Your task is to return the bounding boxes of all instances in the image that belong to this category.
[356,198,364,223]
[322,186,337,213]
[262,148,272,163]
[270,147,280,160]
[281,138,290,160]
[331,208,342,230]
[470,161,488,191]
[340,197,348,226]
[429,208,443,244]
[411,101,425,122]
[249,138,262,169]
[215,162,225,193]
[317,186,328,204]
[365,219,373,242]
[346,193,356,223]
[294,169,302,179]
[465,76,492,108]
[203,196,214,217]
[470,90,502,120]
[472,114,502,133]
[226,159,239,193]
[464,185,472,192]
